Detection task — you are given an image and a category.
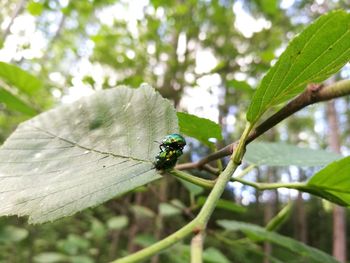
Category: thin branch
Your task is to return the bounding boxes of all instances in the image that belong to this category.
[191,232,204,263]
[1,0,27,42]
[265,201,293,231]
[177,79,350,170]
[176,163,220,175]
[168,169,215,189]
[41,13,67,61]
[234,164,256,179]
[171,166,307,194]
[232,177,306,191]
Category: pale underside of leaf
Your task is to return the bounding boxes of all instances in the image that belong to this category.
[244,142,341,167]
[0,85,178,223]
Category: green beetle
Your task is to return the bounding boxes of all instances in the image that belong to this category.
[159,133,186,151]
[154,149,182,170]
[155,134,186,170]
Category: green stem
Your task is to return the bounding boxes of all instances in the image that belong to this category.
[265,201,293,231]
[232,177,306,191]
[234,164,256,179]
[168,169,215,189]
[113,124,253,262]
[112,220,198,263]
[196,160,238,226]
[197,124,252,226]
[191,232,204,263]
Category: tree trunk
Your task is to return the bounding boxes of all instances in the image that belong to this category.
[1,0,27,42]
[326,100,346,263]
[295,171,307,243]
[263,168,276,263]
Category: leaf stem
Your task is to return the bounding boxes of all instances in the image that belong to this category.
[168,169,215,189]
[196,124,252,226]
[191,232,204,263]
[112,220,198,263]
[170,166,305,194]
[265,201,293,231]
[232,177,306,191]
[233,164,256,179]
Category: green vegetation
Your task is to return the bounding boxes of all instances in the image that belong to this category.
[0,1,350,262]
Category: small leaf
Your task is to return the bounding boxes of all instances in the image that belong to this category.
[177,112,222,146]
[34,252,68,263]
[203,247,230,263]
[197,197,246,213]
[247,10,350,123]
[218,220,338,263]
[107,216,128,230]
[90,219,106,239]
[0,61,43,95]
[164,243,191,262]
[57,234,90,255]
[227,79,254,94]
[131,205,155,218]
[69,255,94,263]
[0,85,178,223]
[159,203,181,217]
[27,1,44,16]
[134,234,157,247]
[0,87,37,115]
[179,178,204,196]
[260,0,278,16]
[0,226,28,243]
[305,156,350,206]
[244,142,341,166]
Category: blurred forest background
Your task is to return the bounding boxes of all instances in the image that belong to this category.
[0,0,350,262]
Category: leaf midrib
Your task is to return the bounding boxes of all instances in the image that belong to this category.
[28,125,152,164]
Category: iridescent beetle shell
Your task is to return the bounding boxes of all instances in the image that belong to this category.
[160,133,186,151]
[155,134,186,170]
[154,149,180,170]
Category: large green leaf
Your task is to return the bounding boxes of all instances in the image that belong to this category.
[0,61,43,95]
[304,156,350,206]
[244,142,341,166]
[247,10,350,123]
[0,87,37,116]
[218,220,338,263]
[0,84,178,223]
[177,112,222,147]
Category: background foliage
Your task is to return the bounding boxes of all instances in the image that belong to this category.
[0,0,349,262]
